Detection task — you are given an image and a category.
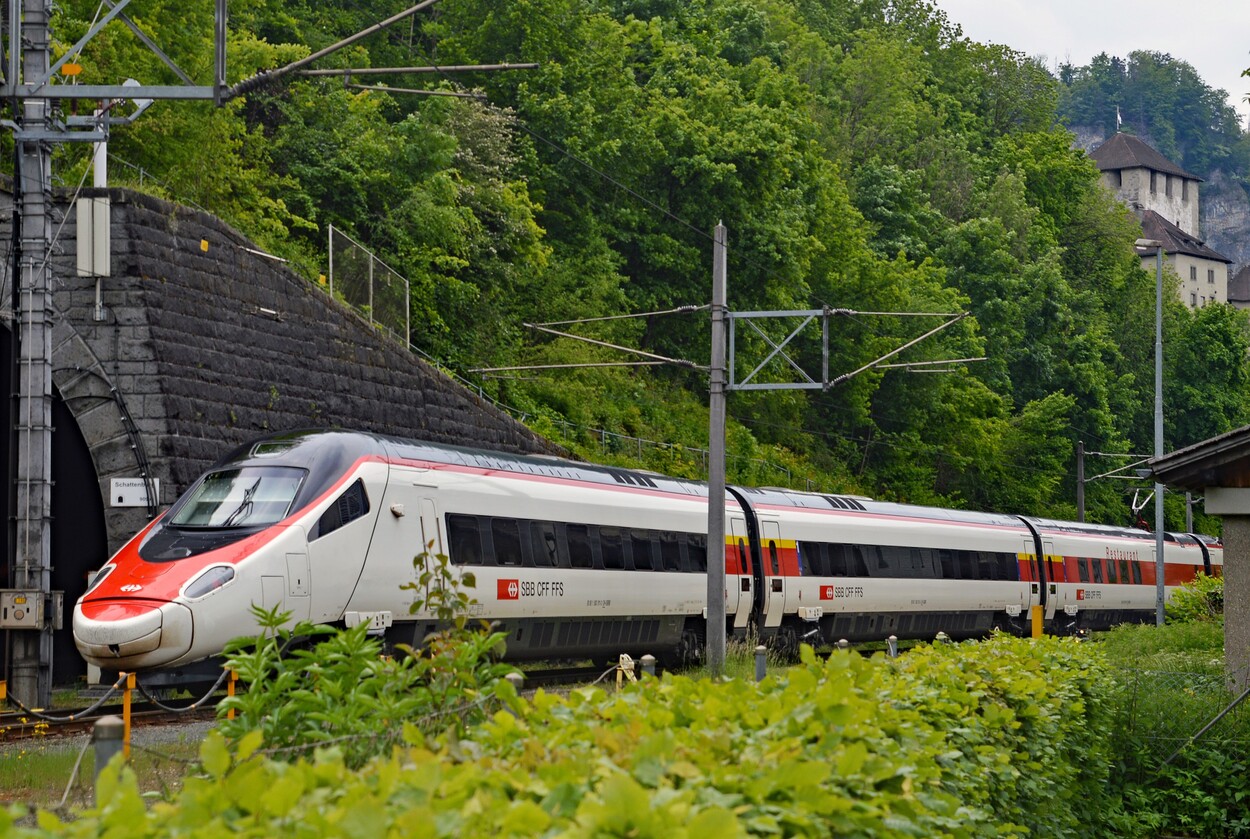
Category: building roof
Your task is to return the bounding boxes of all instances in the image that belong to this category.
[1139,210,1231,263]
[1230,266,1250,304]
[1150,424,1250,491]
[1090,132,1202,181]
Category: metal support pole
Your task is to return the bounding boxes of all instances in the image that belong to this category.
[123,671,134,758]
[10,0,56,708]
[1076,440,1085,522]
[1154,245,1165,626]
[706,222,728,676]
[214,0,227,105]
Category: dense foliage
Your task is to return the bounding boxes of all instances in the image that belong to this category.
[1101,618,1250,838]
[216,551,513,768]
[11,636,1118,837]
[40,0,1250,529]
[1165,572,1225,625]
[1058,51,1250,188]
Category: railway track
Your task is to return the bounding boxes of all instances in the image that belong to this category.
[0,661,654,745]
[0,699,219,743]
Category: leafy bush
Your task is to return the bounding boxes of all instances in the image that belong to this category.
[216,549,513,768]
[1167,573,1225,625]
[1098,618,1250,837]
[19,635,1121,837]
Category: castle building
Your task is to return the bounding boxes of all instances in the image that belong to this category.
[1090,132,1233,308]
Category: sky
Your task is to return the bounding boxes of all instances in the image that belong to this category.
[929,0,1250,123]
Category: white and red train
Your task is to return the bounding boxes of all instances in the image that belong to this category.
[73,430,1221,676]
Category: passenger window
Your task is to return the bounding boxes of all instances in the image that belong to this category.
[491,518,523,566]
[913,548,932,577]
[1078,558,1090,583]
[313,479,370,539]
[1106,560,1118,584]
[661,532,682,572]
[1119,560,1131,583]
[447,514,483,566]
[567,524,593,569]
[632,530,657,571]
[1092,560,1104,583]
[686,534,708,573]
[531,523,559,567]
[820,545,840,577]
[849,546,870,577]
[1131,562,1142,584]
[599,527,625,570]
[873,546,889,573]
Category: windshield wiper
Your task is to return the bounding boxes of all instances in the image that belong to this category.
[221,479,260,527]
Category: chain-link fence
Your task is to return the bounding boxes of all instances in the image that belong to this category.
[1111,665,1250,774]
[327,224,409,347]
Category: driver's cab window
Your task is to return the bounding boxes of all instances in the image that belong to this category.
[312,479,370,539]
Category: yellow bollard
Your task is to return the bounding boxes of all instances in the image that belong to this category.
[227,669,237,720]
[1031,605,1043,639]
[122,672,135,759]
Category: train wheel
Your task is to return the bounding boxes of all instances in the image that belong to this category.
[772,624,800,662]
[671,625,705,669]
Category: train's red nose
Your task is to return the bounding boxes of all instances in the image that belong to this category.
[73,599,193,669]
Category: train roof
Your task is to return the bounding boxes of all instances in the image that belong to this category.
[226,431,1220,545]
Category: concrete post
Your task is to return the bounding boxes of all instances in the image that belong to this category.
[1222,516,1250,690]
[93,715,125,802]
[754,645,767,682]
[640,654,656,677]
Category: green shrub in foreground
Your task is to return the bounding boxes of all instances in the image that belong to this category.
[1166,572,1225,625]
[12,635,1117,838]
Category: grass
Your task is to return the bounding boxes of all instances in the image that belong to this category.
[1098,620,1227,675]
[0,736,201,813]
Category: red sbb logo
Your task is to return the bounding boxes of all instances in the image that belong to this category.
[498,579,520,600]
[1076,589,1085,600]
[819,585,835,600]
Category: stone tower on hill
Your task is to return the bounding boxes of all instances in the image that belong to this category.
[1091,132,1233,308]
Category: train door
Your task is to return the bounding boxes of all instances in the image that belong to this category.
[1041,539,1059,621]
[343,470,430,616]
[729,516,757,632]
[760,520,785,629]
[412,498,446,613]
[305,471,386,622]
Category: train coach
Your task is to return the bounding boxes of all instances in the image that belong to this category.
[72,429,1221,678]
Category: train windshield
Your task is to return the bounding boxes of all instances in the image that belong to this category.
[171,466,306,528]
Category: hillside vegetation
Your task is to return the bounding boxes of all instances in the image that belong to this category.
[38,0,1250,529]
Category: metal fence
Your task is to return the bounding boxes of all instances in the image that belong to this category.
[327,224,410,347]
[1112,666,1250,772]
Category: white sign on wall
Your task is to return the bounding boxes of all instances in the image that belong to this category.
[110,478,159,507]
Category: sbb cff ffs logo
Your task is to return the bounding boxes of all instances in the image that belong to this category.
[496,579,566,599]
